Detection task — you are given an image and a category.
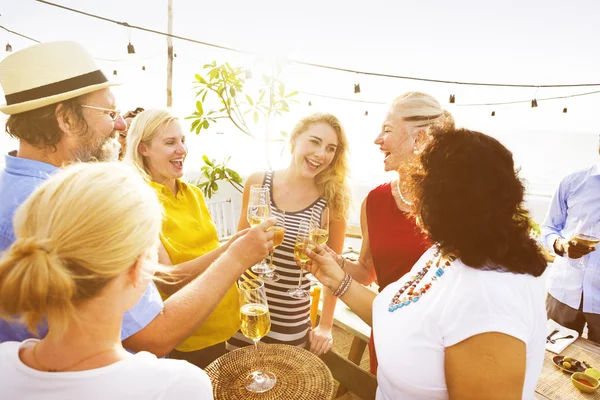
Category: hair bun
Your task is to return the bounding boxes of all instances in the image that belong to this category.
[11,237,55,257]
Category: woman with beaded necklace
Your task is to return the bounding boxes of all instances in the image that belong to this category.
[306,127,548,400]
[324,92,452,374]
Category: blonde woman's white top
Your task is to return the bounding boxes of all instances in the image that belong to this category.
[0,340,213,400]
[373,246,547,400]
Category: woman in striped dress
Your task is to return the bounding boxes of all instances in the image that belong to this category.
[227,113,350,354]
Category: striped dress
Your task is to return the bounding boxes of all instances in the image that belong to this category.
[227,171,326,350]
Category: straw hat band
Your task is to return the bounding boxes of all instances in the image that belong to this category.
[5,70,108,106]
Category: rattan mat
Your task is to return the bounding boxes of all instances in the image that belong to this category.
[205,344,334,400]
[536,346,600,399]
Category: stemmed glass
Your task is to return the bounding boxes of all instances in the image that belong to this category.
[238,279,277,393]
[571,220,600,268]
[306,207,329,282]
[288,220,314,299]
[261,211,285,282]
[247,187,276,275]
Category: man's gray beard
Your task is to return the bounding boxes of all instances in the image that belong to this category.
[75,136,120,163]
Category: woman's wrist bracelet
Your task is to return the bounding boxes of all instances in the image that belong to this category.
[333,273,353,297]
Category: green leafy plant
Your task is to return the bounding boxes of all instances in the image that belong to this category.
[187,61,298,170]
[197,155,243,199]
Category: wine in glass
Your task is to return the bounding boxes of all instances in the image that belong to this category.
[247,188,276,275]
[306,207,329,282]
[572,220,599,268]
[238,279,276,393]
[309,206,329,245]
[288,220,314,299]
[262,211,285,282]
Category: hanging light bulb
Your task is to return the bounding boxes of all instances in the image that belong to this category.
[491,111,496,116]
[5,43,12,52]
[174,53,177,58]
[531,99,538,108]
[563,107,568,113]
[364,110,369,116]
[113,70,118,76]
[308,101,312,106]
[245,69,253,79]
[142,66,146,71]
[449,94,455,104]
[354,83,361,94]
[127,42,135,54]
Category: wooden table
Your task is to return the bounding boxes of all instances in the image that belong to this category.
[535,338,600,399]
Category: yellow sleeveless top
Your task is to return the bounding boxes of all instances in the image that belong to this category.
[150,180,239,352]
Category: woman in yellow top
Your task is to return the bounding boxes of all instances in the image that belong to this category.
[126,108,240,368]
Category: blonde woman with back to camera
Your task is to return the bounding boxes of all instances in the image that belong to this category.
[0,163,214,399]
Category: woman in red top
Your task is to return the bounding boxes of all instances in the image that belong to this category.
[329,92,453,373]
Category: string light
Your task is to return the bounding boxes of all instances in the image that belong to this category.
[308,101,312,106]
[365,110,369,116]
[5,43,11,52]
[23,3,600,88]
[563,107,568,113]
[126,24,135,54]
[491,111,495,116]
[113,70,117,76]
[449,94,455,104]
[142,65,146,71]
[531,99,538,108]
[354,83,361,94]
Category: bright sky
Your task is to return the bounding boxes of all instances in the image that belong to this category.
[2,0,600,206]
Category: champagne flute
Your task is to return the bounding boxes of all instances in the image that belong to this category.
[247,187,276,275]
[572,220,600,268]
[306,207,329,282]
[288,220,314,299]
[239,279,276,393]
[261,211,285,282]
[309,206,329,245]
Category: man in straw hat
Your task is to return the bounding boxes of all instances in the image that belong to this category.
[0,41,275,356]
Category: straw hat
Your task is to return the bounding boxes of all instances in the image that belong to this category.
[0,41,119,115]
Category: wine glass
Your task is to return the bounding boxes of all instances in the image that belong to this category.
[261,211,285,282]
[247,187,276,275]
[571,220,600,268]
[238,279,277,393]
[306,207,329,282]
[287,220,313,299]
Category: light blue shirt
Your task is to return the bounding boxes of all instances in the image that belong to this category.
[541,162,600,313]
[0,155,163,343]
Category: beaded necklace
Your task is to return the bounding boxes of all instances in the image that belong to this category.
[388,250,455,312]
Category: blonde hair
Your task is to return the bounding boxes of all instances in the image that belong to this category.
[391,92,454,132]
[290,113,350,220]
[125,108,179,180]
[0,162,163,337]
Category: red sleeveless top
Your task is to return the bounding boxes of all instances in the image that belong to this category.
[367,183,431,374]
[366,183,430,291]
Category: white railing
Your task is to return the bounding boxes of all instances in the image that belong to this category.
[207,198,236,242]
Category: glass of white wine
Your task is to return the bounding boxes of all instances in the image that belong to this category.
[572,220,600,268]
[247,187,276,275]
[261,211,285,282]
[306,207,329,283]
[288,220,314,299]
[239,279,276,393]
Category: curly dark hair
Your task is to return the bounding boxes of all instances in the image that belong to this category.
[401,127,546,277]
[5,96,88,150]
[123,107,145,120]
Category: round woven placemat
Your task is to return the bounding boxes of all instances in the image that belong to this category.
[205,344,334,400]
